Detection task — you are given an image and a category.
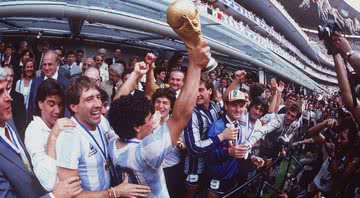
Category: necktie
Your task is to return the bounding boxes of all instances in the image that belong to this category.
[111,85,116,100]
[5,127,12,143]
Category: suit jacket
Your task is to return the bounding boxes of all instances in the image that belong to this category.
[60,64,81,80]
[27,73,69,121]
[0,120,50,198]
[10,90,27,140]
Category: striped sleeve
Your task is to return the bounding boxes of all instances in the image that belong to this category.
[184,111,220,157]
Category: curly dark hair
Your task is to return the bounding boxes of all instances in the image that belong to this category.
[108,94,153,140]
[152,88,176,110]
[248,96,269,116]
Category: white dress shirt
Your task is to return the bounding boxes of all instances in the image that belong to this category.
[24,116,57,191]
[44,67,59,81]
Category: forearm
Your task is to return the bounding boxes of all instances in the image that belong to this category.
[348,52,360,75]
[168,65,202,144]
[275,91,282,112]
[222,79,239,101]
[75,190,109,198]
[207,147,229,163]
[268,91,278,113]
[46,135,57,159]
[307,121,327,137]
[114,72,141,100]
[184,128,221,156]
[334,54,354,109]
[144,66,157,100]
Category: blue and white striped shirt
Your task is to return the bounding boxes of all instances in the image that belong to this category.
[56,116,117,191]
[184,102,221,174]
[109,123,173,198]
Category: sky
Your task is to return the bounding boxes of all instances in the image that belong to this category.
[344,0,360,12]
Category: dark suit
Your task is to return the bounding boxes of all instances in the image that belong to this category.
[10,89,26,140]
[0,120,50,198]
[27,72,69,121]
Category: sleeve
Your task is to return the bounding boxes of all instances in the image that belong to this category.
[246,115,281,146]
[206,122,229,163]
[140,123,173,170]
[184,112,221,157]
[24,125,57,191]
[0,168,16,198]
[56,129,81,170]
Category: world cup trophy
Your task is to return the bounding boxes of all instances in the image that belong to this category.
[167,0,218,72]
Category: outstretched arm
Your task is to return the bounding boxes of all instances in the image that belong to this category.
[167,40,210,145]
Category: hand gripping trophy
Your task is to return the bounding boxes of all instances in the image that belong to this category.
[167,0,218,72]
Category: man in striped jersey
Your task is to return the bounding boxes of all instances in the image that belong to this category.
[183,80,237,197]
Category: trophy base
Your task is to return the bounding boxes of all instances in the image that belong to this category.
[203,57,218,73]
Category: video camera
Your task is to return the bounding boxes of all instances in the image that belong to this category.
[317,20,342,55]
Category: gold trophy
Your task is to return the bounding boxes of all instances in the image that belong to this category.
[167,0,218,72]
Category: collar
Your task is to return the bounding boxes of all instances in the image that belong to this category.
[32,116,51,132]
[44,67,59,80]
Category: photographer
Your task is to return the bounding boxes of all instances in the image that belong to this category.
[308,115,360,197]
[322,28,360,125]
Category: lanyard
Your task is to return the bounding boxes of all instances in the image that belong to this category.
[0,124,20,154]
[74,118,108,161]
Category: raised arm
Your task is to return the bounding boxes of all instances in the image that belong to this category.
[222,70,246,102]
[113,62,148,100]
[167,40,209,145]
[143,53,158,100]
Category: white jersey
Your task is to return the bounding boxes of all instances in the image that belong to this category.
[109,123,173,198]
[56,116,117,191]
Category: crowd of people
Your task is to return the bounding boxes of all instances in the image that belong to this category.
[0,25,359,198]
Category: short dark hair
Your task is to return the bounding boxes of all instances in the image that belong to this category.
[66,50,75,58]
[20,49,34,59]
[76,49,84,55]
[65,76,99,115]
[35,79,65,116]
[248,96,269,115]
[109,94,152,140]
[152,88,176,110]
[154,66,167,76]
[287,101,302,117]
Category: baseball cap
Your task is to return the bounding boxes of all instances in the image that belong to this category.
[227,90,248,102]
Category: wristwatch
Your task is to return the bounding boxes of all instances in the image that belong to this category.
[346,50,355,60]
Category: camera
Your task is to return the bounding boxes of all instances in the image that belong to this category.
[317,20,342,41]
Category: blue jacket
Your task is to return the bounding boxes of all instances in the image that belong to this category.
[0,120,50,198]
[206,117,239,180]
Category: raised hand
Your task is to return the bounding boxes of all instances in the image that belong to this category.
[134,61,149,76]
[277,81,285,93]
[114,173,151,198]
[234,70,247,84]
[187,39,210,70]
[144,53,157,68]
[270,78,278,94]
